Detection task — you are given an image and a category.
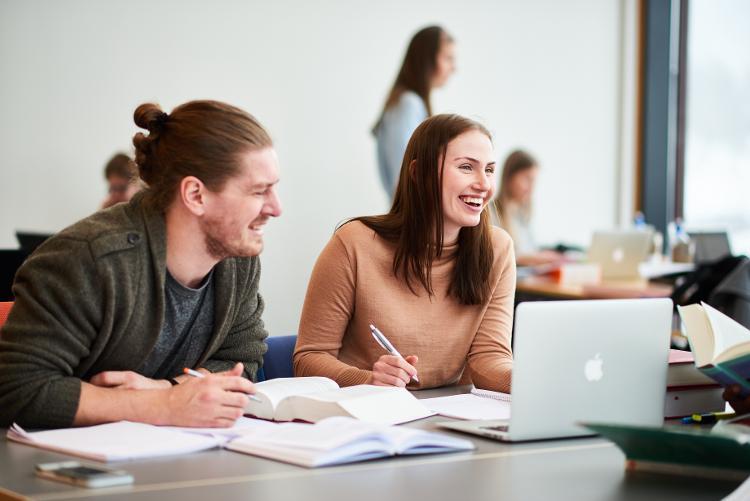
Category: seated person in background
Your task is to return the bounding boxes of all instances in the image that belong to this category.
[101,152,143,209]
[490,149,564,267]
[294,114,514,393]
[0,100,282,428]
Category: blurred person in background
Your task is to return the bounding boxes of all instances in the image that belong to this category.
[490,149,564,267]
[101,153,143,209]
[373,25,455,199]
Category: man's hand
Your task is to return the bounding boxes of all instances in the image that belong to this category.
[90,371,171,390]
[723,385,750,415]
[165,364,256,427]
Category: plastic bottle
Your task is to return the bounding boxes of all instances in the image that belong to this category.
[633,211,646,229]
[634,212,663,260]
[670,219,695,263]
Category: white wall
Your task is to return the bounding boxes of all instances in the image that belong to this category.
[0,0,625,336]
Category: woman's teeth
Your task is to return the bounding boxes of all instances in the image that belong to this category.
[460,196,483,207]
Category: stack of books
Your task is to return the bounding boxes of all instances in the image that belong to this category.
[667,302,750,419]
[665,348,724,419]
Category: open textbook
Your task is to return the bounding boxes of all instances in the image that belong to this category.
[8,416,471,468]
[678,302,750,394]
[226,416,474,467]
[245,377,434,425]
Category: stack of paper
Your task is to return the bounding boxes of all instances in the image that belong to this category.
[8,422,223,462]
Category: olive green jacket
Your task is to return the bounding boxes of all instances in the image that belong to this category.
[0,193,268,428]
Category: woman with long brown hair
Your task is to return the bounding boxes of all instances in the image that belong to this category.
[491,150,563,266]
[295,114,514,393]
[373,25,455,198]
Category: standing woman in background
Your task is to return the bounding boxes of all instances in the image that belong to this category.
[373,25,455,198]
[491,150,563,266]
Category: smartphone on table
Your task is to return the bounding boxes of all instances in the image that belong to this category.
[35,461,133,488]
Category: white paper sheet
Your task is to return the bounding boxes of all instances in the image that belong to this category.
[421,393,512,420]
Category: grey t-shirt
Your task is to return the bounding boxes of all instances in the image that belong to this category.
[138,269,215,380]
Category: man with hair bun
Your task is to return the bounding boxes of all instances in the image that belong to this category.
[0,100,282,429]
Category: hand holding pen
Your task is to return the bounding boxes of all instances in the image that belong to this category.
[369,323,419,387]
[183,365,262,402]
[161,363,257,428]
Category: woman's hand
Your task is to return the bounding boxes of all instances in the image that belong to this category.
[372,355,418,387]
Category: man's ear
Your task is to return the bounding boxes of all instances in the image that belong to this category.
[179,176,207,216]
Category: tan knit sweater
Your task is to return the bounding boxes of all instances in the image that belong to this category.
[294,221,516,392]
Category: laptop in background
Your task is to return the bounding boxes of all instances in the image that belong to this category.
[688,231,732,264]
[438,298,672,442]
[15,231,53,253]
[587,230,653,280]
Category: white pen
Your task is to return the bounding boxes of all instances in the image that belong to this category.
[182,367,262,402]
[369,324,419,383]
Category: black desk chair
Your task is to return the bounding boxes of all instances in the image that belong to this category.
[0,249,30,301]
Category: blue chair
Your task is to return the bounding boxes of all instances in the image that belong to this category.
[257,335,297,381]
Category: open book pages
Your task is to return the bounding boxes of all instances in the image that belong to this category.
[7,422,222,462]
[678,303,750,393]
[226,416,474,467]
[679,303,750,365]
[245,377,434,425]
[245,376,338,418]
[421,393,511,420]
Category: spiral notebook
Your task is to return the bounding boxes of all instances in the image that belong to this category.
[421,389,512,420]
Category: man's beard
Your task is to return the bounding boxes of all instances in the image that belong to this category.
[201,219,262,260]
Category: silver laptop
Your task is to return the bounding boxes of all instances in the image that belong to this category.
[438,298,672,442]
[587,230,653,279]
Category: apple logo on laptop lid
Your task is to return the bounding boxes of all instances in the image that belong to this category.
[611,247,625,263]
[584,353,604,382]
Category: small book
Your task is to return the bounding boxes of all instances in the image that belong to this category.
[582,421,750,480]
[677,302,750,394]
[7,422,223,462]
[244,377,435,425]
[226,416,475,468]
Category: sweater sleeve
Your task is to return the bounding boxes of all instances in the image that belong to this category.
[466,235,516,393]
[0,238,103,428]
[203,258,268,381]
[293,233,372,386]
